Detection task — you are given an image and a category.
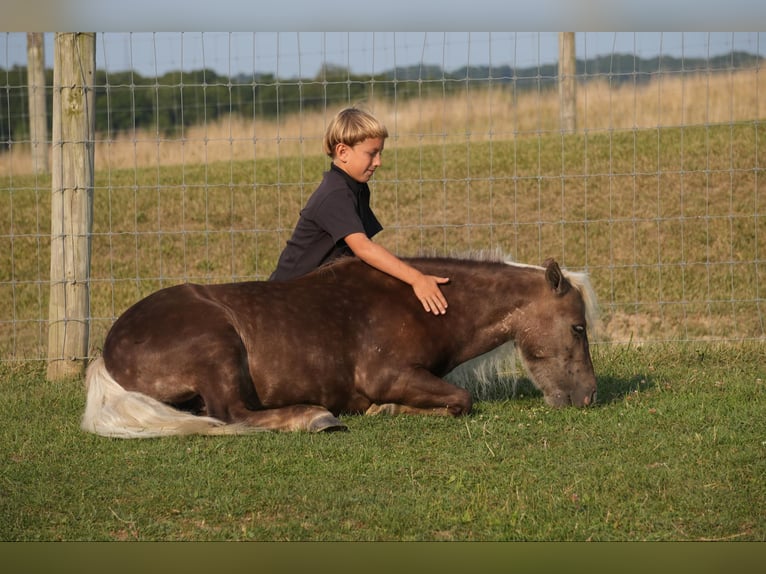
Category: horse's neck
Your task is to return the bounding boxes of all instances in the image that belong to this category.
[446,264,539,360]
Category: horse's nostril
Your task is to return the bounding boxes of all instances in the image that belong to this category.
[579,389,596,407]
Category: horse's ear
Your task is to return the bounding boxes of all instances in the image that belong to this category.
[544,258,570,296]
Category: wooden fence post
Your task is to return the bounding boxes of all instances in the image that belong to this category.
[558,32,577,133]
[27,32,49,175]
[46,33,96,381]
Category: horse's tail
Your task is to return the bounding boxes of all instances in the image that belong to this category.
[81,357,261,438]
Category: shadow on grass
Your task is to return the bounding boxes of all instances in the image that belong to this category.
[468,373,658,408]
[593,373,657,405]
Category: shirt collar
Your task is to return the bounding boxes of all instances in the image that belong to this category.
[330,163,366,195]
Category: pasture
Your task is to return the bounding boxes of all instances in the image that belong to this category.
[1,342,764,541]
[1,79,765,541]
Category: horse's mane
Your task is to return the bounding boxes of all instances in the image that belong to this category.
[559,268,599,335]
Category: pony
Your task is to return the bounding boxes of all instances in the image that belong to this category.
[82,255,598,438]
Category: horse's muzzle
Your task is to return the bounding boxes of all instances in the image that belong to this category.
[574,387,597,407]
[546,387,596,408]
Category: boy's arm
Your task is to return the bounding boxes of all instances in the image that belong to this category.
[344,232,449,315]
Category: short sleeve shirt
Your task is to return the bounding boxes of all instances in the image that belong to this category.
[269,164,383,280]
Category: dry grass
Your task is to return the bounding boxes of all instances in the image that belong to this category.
[2,70,763,176]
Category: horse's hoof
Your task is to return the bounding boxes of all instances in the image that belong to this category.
[309,413,348,433]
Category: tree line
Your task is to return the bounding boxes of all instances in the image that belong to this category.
[1,51,761,144]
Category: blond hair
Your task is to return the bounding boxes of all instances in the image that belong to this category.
[323,106,389,157]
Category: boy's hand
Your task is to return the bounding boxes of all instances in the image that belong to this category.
[343,233,449,315]
[413,275,450,315]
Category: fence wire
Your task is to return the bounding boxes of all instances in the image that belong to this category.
[1,32,764,360]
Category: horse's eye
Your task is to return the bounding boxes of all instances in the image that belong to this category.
[572,324,586,337]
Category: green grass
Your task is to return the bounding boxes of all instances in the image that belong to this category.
[2,342,764,541]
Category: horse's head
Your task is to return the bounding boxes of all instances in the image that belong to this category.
[515,259,598,408]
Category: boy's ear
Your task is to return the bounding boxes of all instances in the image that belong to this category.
[335,142,350,162]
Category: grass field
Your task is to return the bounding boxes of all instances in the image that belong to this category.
[1,342,764,541]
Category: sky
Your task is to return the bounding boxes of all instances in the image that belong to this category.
[2,32,764,80]
[5,0,766,31]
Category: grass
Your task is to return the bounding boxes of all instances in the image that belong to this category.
[1,342,764,541]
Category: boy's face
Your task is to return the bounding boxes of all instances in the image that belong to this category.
[334,137,385,183]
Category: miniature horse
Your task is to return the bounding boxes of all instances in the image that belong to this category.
[82,256,598,438]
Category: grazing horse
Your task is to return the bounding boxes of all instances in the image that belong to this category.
[82,256,598,438]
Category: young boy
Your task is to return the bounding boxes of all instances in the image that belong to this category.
[269,106,449,315]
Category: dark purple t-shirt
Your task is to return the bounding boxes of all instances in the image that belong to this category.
[269,164,383,280]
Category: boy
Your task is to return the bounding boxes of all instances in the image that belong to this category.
[269,106,449,315]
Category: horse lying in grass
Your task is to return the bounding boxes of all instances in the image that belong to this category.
[82,255,598,438]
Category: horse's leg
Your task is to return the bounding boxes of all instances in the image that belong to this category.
[199,369,348,432]
[365,403,453,416]
[184,330,347,433]
[365,367,473,417]
[223,404,348,432]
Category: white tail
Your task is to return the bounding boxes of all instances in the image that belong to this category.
[81,357,260,438]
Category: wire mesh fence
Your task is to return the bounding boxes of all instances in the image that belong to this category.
[1,32,764,361]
